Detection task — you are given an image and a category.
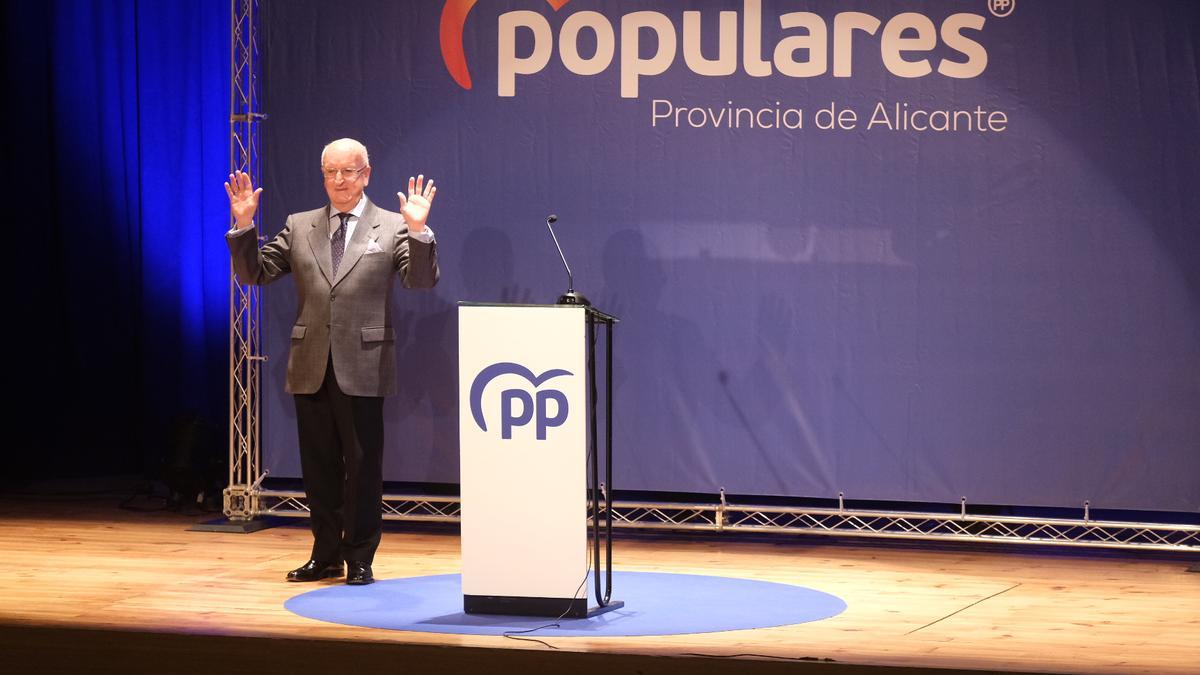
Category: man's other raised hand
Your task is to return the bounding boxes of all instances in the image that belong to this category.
[224,170,263,230]
[397,174,436,233]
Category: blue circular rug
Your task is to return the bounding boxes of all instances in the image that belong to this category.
[285,571,846,636]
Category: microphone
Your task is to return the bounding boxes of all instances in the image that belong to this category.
[545,214,590,306]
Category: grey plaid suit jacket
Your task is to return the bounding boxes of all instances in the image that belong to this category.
[225,197,439,396]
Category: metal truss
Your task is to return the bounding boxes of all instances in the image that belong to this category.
[258,490,462,522]
[252,490,1198,552]
[225,0,266,521]
[716,505,1199,551]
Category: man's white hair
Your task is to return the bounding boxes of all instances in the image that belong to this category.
[321,138,370,166]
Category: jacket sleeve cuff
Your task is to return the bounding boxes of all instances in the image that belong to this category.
[408,226,436,244]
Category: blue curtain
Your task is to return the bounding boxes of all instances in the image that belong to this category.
[3,0,229,479]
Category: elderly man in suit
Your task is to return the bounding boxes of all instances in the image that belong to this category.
[224,138,439,585]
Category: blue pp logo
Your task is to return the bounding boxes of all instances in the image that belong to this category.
[469,362,572,440]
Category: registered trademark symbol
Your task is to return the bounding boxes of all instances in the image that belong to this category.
[988,0,1015,17]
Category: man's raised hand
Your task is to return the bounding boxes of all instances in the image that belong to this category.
[224,170,263,230]
[397,174,437,232]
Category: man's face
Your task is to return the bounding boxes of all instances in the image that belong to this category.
[322,144,371,211]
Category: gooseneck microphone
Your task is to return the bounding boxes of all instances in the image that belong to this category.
[545,214,590,306]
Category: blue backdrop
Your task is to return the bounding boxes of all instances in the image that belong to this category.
[257,0,1199,512]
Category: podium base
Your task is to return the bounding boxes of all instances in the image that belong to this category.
[586,599,625,618]
[464,595,625,619]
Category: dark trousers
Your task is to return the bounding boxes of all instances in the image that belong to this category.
[293,357,384,564]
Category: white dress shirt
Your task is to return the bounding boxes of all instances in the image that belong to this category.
[328,194,437,255]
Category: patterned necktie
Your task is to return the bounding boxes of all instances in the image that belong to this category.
[331,212,350,276]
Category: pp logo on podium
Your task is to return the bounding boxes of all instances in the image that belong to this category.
[469,362,573,440]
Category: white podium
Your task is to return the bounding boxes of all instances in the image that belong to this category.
[458,303,620,618]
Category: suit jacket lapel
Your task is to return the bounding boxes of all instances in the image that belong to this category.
[307,205,335,287]
[331,197,379,288]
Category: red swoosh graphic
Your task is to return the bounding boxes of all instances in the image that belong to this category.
[440,0,572,90]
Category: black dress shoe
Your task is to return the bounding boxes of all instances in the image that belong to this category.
[346,561,374,585]
[286,559,344,582]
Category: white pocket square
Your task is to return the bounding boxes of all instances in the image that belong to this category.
[364,238,385,254]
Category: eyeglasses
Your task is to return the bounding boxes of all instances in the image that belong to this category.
[321,165,367,180]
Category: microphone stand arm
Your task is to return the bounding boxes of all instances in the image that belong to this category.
[546,216,590,306]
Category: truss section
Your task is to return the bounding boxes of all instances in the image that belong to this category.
[718,503,1199,550]
[248,491,1198,552]
[258,490,462,523]
[225,0,266,520]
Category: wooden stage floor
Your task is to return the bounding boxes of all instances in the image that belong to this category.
[0,494,1196,674]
